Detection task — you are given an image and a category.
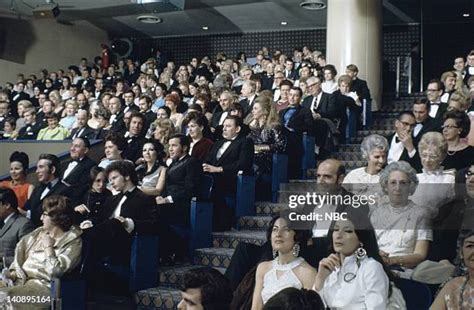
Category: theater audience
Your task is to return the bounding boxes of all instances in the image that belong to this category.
[0,195,82,309]
[0,152,34,213]
[136,140,167,196]
[251,213,316,309]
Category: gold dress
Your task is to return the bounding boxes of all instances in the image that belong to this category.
[0,226,82,309]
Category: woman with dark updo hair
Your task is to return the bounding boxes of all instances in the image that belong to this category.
[0,152,34,213]
[0,195,82,309]
[136,140,167,196]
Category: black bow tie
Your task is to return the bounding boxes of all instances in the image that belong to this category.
[395,137,400,143]
[431,102,440,106]
[46,182,53,189]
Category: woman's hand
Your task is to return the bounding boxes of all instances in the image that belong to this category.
[74,204,90,214]
[315,254,341,286]
[41,232,55,248]
[379,250,391,265]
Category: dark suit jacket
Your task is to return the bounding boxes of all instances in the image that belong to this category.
[93,187,158,235]
[387,133,422,172]
[109,112,126,133]
[431,102,448,129]
[67,126,97,140]
[25,180,73,227]
[61,156,97,200]
[164,155,202,208]
[123,135,146,162]
[261,74,274,91]
[279,105,313,135]
[302,92,338,120]
[17,122,43,140]
[205,136,254,194]
[284,69,299,81]
[239,95,257,118]
[412,116,441,145]
[351,78,371,101]
[0,213,35,263]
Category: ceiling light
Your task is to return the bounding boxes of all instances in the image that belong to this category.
[281,21,288,25]
[463,13,470,17]
[300,0,327,10]
[136,15,162,24]
[202,26,208,30]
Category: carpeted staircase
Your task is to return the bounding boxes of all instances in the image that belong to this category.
[134,95,418,309]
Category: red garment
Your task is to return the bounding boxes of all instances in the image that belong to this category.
[0,181,31,210]
[102,48,110,70]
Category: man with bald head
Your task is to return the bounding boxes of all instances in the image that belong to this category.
[225,159,366,289]
[68,110,97,140]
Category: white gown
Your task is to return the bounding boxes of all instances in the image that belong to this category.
[261,257,305,305]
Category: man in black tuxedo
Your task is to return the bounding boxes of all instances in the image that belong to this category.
[78,67,95,90]
[239,80,257,118]
[10,82,30,118]
[81,160,158,268]
[68,110,96,140]
[225,159,367,289]
[283,59,299,81]
[138,95,157,129]
[24,154,72,226]
[412,98,439,145]
[155,134,202,259]
[123,90,139,115]
[203,115,254,231]
[345,64,371,103]
[426,79,448,129]
[387,111,422,172]
[122,112,146,162]
[0,101,12,130]
[440,71,457,103]
[108,96,126,133]
[280,87,313,179]
[16,108,43,140]
[93,78,105,100]
[209,90,234,140]
[61,137,97,200]
[261,62,275,91]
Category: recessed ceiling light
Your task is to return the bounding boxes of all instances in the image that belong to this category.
[300,0,327,10]
[202,26,209,30]
[463,13,470,17]
[281,21,288,25]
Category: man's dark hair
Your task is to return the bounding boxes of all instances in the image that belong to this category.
[397,110,415,120]
[181,267,233,310]
[290,86,303,98]
[74,136,91,148]
[169,133,190,150]
[263,288,325,310]
[39,153,61,177]
[0,187,18,211]
[158,106,172,118]
[224,114,243,129]
[129,111,146,128]
[139,95,153,105]
[413,98,431,112]
[279,80,294,89]
[105,160,139,186]
[427,79,443,91]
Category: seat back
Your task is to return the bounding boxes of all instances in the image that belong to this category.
[271,153,288,202]
[301,133,316,179]
[129,234,160,292]
[395,278,432,310]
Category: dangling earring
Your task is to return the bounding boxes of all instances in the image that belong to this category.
[292,244,300,257]
[273,249,278,259]
[355,243,367,260]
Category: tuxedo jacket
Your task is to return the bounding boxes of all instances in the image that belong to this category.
[67,125,97,140]
[0,213,35,262]
[279,105,313,136]
[432,102,448,128]
[164,155,203,207]
[143,110,157,128]
[284,69,299,81]
[261,74,274,91]
[302,92,338,120]
[93,187,158,235]
[61,156,97,200]
[351,78,371,101]
[123,135,146,162]
[387,133,422,172]
[17,122,43,140]
[239,96,257,118]
[412,116,440,145]
[205,136,254,194]
[25,181,73,227]
[109,112,126,133]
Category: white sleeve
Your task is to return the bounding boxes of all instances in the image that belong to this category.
[362,260,389,310]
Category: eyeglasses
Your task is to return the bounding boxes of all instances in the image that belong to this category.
[426,89,440,92]
[399,121,416,128]
[441,125,459,129]
[307,83,321,88]
[466,171,474,178]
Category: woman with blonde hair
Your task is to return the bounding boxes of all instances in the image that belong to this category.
[15,100,33,130]
[48,90,64,117]
[153,118,176,157]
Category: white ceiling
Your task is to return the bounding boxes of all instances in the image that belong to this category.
[0,0,471,38]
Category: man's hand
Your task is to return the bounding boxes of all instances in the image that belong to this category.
[74,204,90,214]
[398,131,415,152]
[312,112,321,120]
[155,196,168,205]
[202,163,222,173]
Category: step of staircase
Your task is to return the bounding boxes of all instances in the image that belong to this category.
[356,129,393,138]
[135,286,181,310]
[370,124,393,131]
[213,230,266,249]
[338,144,361,152]
[332,152,364,161]
[255,202,286,215]
[238,215,272,231]
[193,248,235,268]
[342,160,366,171]
[372,118,395,126]
[159,265,226,289]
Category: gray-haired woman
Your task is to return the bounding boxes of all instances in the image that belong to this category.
[370,161,432,276]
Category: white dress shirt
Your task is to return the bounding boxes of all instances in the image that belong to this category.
[216,136,237,161]
[429,102,441,118]
[310,93,322,112]
[318,255,389,310]
[387,134,416,163]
